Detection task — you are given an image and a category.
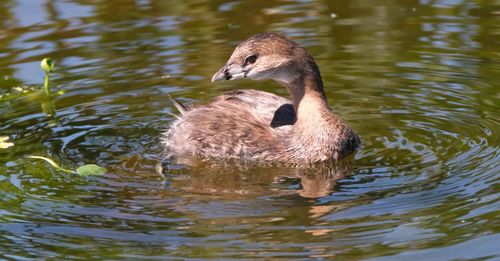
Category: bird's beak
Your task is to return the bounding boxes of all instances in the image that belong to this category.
[211,63,247,82]
[211,66,227,82]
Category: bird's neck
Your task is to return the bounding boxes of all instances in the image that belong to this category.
[282,66,345,161]
[292,75,332,137]
[285,64,328,112]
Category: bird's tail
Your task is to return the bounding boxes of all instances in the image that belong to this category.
[167,93,188,115]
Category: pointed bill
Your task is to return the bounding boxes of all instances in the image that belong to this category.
[211,66,227,82]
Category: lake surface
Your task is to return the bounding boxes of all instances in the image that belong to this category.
[1,0,499,259]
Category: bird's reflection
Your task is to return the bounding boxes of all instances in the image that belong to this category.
[161,157,355,199]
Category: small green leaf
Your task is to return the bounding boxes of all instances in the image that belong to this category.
[41,58,54,73]
[75,164,106,176]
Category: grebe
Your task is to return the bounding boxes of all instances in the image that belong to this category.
[163,33,360,163]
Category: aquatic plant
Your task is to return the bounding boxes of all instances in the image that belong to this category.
[27,156,106,176]
[41,58,54,95]
[0,58,63,104]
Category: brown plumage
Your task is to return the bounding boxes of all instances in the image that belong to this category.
[163,33,360,163]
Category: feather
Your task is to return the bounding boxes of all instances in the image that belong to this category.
[167,93,188,115]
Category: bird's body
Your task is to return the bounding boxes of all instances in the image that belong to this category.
[163,33,360,163]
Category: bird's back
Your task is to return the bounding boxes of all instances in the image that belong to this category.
[164,90,295,161]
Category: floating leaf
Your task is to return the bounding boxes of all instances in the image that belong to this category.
[41,58,54,73]
[75,164,106,176]
[0,136,14,149]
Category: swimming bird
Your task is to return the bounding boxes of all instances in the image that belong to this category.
[163,32,360,163]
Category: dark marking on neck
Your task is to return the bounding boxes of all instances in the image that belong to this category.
[284,54,328,112]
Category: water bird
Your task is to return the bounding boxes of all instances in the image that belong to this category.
[163,32,360,163]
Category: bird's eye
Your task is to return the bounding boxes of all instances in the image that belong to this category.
[244,55,258,65]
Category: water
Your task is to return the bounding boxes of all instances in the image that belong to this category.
[1,0,499,259]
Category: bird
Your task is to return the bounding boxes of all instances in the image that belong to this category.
[163,32,360,163]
